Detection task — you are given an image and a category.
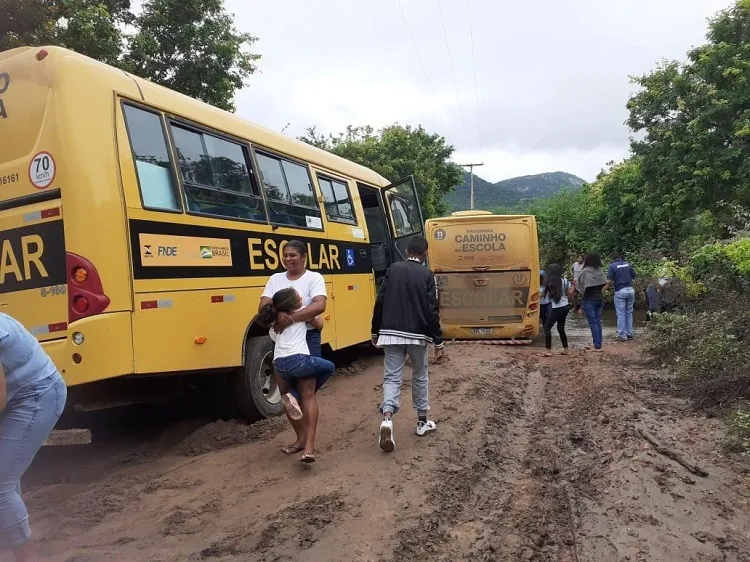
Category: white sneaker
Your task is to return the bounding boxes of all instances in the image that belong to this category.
[379,419,395,452]
[416,420,437,436]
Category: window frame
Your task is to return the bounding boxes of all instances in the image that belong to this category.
[165,116,269,225]
[249,145,325,232]
[316,172,358,226]
[120,100,184,215]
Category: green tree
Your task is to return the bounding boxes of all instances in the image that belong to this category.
[124,0,259,112]
[300,125,463,218]
[627,0,750,250]
[1,0,259,111]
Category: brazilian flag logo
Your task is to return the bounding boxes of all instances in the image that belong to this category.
[200,246,213,259]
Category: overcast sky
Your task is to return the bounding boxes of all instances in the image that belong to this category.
[226,0,733,183]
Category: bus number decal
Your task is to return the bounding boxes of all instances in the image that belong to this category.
[41,284,66,297]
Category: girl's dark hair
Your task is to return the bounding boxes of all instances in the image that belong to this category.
[543,263,564,303]
[583,252,602,268]
[284,240,307,256]
[252,288,300,329]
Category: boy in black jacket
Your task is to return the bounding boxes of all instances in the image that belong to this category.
[371,236,444,452]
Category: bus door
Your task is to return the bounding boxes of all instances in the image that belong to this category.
[381,176,425,262]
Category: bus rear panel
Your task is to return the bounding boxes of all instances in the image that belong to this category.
[426,212,540,340]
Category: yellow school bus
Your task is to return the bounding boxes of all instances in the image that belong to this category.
[425,210,540,341]
[0,46,426,420]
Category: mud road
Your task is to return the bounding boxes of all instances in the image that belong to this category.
[16,327,750,561]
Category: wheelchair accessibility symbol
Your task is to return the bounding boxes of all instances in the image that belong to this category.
[346,248,355,267]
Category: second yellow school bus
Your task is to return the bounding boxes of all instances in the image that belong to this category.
[425,210,540,340]
[0,46,426,420]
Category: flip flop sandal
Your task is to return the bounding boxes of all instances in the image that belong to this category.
[300,453,315,464]
[282,444,304,455]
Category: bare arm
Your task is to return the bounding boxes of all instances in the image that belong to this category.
[310,315,324,331]
[291,296,327,323]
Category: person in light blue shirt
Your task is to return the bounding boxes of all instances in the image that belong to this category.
[607,252,637,341]
[0,312,67,562]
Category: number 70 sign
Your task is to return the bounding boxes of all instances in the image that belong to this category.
[29,151,56,189]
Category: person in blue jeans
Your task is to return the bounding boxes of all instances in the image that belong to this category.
[607,252,637,341]
[576,253,608,351]
[256,288,334,464]
[1,312,67,562]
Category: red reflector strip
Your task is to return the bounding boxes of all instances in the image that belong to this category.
[41,208,61,218]
[141,299,173,310]
[347,285,354,290]
[211,296,224,303]
[49,322,67,332]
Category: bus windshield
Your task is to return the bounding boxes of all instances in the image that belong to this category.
[384,179,422,238]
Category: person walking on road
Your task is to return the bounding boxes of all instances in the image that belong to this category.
[577,253,608,352]
[1,312,67,562]
[607,252,637,341]
[571,254,585,314]
[371,236,444,453]
[258,240,329,457]
[539,270,551,327]
[541,264,571,356]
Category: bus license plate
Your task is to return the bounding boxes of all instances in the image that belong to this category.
[472,328,493,335]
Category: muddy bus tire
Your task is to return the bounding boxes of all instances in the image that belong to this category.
[234,336,284,421]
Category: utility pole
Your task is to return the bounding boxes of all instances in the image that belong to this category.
[459,162,484,210]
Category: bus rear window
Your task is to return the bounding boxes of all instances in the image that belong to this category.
[123,105,181,211]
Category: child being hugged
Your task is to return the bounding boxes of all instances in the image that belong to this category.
[254,287,334,463]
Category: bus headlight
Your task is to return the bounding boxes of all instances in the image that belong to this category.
[73,332,85,345]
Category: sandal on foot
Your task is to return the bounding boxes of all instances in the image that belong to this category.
[300,452,315,463]
[282,444,304,455]
[281,393,303,421]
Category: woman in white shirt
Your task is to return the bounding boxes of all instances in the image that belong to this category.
[256,288,334,464]
[257,240,329,456]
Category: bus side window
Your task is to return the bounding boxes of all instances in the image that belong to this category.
[318,175,357,225]
[255,151,323,230]
[122,104,181,211]
[169,124,266,223]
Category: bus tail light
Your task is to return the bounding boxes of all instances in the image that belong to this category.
[529,302,538,311]
[67,252,110,323]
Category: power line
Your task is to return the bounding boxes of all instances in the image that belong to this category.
[394,0,448,135]
[466,0,483,159]
[437,0,471,156]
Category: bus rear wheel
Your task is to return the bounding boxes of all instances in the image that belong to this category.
[234,336,284,421]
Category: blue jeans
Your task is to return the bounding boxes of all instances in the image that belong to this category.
[614,287,636,338]
[0,373,67,550]
[581,299,604,350]
[285,330,331,401]
[274,353,335,388]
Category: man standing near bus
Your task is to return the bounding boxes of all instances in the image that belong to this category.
[371,236,444,453]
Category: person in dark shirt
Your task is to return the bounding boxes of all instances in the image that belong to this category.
[645,279,663,322]
[607,252,637,341]
[576,253,608,351]
[371,236,444,453]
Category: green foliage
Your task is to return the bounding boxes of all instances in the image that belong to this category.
[1,0,258,111]
[299,125,463,219]
[645,309,750,409]
[626,0,750,250]
[124,0,259,112]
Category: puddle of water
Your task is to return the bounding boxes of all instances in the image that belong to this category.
[539,305,649,348]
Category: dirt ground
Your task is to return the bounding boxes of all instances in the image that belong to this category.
[15,326,750,561]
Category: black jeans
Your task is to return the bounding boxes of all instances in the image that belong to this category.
[544,306,569,350]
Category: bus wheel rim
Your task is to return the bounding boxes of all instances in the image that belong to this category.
[259,351,281,406]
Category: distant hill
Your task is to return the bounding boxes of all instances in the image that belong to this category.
[443,171,586,212]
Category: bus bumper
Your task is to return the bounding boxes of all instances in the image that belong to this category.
[442,322,539,340]
[41,312,134,387]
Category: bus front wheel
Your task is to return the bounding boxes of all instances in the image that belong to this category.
[234,336,284,421]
